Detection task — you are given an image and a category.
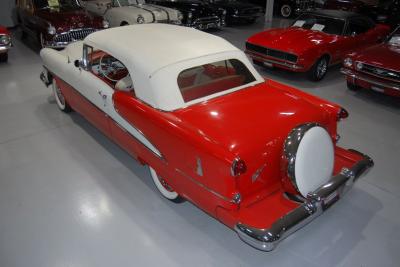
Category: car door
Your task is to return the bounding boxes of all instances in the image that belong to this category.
[67,46,113,137]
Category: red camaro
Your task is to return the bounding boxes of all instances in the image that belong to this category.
[342,26,400,97]
[0,26,12,62]
[246,10,390,81]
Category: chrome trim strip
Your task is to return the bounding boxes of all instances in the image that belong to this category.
[175,168,233,203]
[146,3,171,22]
[341,68,400,91]
[235,151,374,251]
[246,51,303,70]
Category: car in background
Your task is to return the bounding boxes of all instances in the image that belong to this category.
[77,0,183,26]
[149,0,226,30]
[0,26,12,62]
[40,23,373,251]
[16,0,108,48]
[323,0,400,29]
[202,0,263,24]
[341,26,400,97]
[369,0,400,29]
[245,10,390,81]
[242,0,315,18]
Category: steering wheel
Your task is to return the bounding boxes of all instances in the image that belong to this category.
[99,54,126,82]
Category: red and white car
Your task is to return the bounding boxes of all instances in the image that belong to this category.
[0,26,12,62]
[40,24,373,251]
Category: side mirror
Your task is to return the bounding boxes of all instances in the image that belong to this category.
[74,59,81,68]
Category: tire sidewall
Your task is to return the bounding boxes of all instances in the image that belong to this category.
[280,4,292,18]
[149,166,180,200]
[52,80,68,111]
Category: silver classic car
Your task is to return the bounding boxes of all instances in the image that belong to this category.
[78,0,182,26]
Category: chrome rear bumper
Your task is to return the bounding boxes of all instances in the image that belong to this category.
[235,150,373,251]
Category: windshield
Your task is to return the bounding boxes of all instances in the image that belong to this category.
[388,28,400,46]
[177,59,256,103]
[292,14,345,35]
[33,0,79,9]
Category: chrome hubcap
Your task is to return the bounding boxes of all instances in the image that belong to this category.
[158,176,174,192]
[281,6,291,17]
[317,59,327,78]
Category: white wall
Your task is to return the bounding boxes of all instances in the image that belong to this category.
[0,0,16,27]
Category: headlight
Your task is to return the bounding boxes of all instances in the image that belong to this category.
[356,61,363,70]
[178,12,183,21]
[102,19,110,28]
[282,123,334,197]
[187,12,193,19]
[343,57,353,68]
[234,10,239,15]
[47,25,56,35]
[137,15,145,24]
[0,35,11,46]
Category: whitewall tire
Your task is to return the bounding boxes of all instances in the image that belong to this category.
[52,79,72,112]
[149,166,184,203]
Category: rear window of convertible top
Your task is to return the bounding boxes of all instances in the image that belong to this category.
[177,59,256,103]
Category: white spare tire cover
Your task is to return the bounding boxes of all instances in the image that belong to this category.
[284,124,334,197]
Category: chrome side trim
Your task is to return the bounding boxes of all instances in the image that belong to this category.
[341,68,400,91]
[175,168,233,203]
[235,151,373,251]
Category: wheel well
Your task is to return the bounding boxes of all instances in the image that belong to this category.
[120,21,129,26]
[321,54,331,65]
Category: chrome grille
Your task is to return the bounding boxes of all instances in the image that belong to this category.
[359,63,400,82]
[193,16,220,26]
[53,28,97,44]
[246,42,298,63]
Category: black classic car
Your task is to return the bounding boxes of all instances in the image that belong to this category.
[368,0,400,29]
[242,0,315,18]
[149,0,226,30]
[202,0,263,24]
[324,0,399,29]
[16,0,108,48]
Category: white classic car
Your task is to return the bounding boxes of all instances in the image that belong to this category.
[78,0,182,26]
[39,24,373,251]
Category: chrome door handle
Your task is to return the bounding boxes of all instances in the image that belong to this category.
[98,91,107,100]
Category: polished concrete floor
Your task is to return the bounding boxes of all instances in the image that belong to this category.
[0,19,400,267]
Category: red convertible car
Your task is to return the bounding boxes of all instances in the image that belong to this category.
[246,10,390,81]
[40,24,373,251]
[342,26,400,97]
[0,26,12,62]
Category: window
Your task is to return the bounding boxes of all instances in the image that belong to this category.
[346,17,375,36]
[177,59,256,103]
[292,14,345,35]
[86,48,133,92]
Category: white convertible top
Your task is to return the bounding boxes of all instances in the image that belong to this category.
[83,24,263,111]
[85,24,238,77]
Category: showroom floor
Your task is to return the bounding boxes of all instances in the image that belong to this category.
[1,18,400,267]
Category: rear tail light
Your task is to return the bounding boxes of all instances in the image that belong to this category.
[231,158,247,177]
[337,108,349,121]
